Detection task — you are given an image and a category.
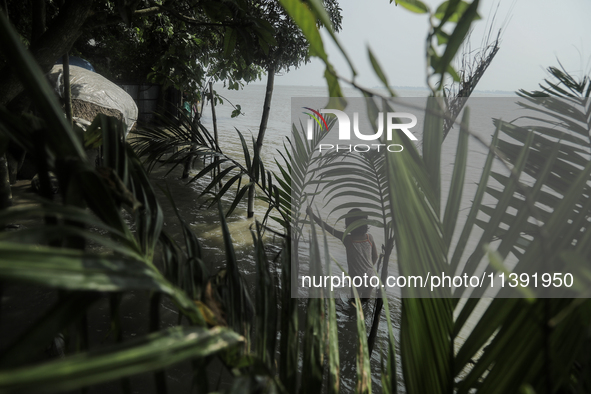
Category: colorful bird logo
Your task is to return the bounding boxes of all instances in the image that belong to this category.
[302,107,329,131]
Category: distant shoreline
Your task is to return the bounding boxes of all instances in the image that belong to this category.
[223,82,516,96]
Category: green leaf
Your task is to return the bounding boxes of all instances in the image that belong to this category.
[223,27,237,58]
[0,12,86,159]
[434,1,481,22]
[254,18,278,47]
[306,0,358,77]
[447,64,461,82]
[321,226,340,394]
[422,97,445,216]
[485,245,536,299]
[353,293,371,394]
[0,293,100,369]
[384,102,453,393]
[231,104,242,118]
[442,107,469,248]
[251,224,277,369]
[433,0,461,26]
[301,219,325,394]
[436,30,450,45]
[368,47,395,96]
[306,0,335,31]
[0,327,242,394]
[395,0,430,14]
[0,242,205,325]
[459,130,534,287]
[279,0,358,99]
[217,200,253,334]
[434,0,480,84]
[0,243,159,292]
[448,125,499,276]
[278,0,328,62]
[324,67,347,110]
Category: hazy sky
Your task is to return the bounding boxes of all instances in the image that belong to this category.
[269,0,591,93]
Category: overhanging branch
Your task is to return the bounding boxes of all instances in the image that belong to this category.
[86,5,244,30]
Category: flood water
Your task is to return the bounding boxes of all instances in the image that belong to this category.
[1,84,519,393]
[155,84,518,392]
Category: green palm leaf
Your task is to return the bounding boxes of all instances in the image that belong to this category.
[0,326,242,394]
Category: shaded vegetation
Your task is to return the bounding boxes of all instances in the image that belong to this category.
[1,1,591,394]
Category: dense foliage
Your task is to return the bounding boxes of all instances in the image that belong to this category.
[0,0,277,104]
[1,1,591,393]
[2,0,341,102]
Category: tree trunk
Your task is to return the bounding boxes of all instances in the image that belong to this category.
[31,0,46,42]
[0,0,94,106]
[209,81,221,187]
[63,53,73,124]
[0,154,12,210]
[247,63,275,218]
[255,63,275,152]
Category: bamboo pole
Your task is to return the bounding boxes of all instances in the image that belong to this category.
[209,82,221,188]
[62,53,72,126]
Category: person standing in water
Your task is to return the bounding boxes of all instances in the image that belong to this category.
[307,207,379,300]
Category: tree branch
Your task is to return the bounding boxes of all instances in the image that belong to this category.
[0,0,94,106]
[133,6,160,16]
[86,5,243,30]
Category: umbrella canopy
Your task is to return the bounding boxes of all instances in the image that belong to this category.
[55,56,96,72]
